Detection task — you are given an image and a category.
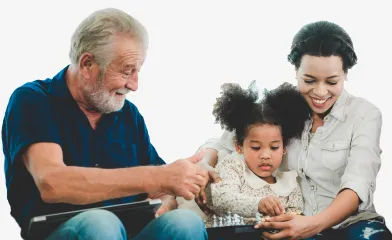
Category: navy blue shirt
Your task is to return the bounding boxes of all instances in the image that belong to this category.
[2,66,165,237]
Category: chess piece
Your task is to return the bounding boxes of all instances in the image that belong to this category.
[233,214,240,225]
[240,216,245,225]
[232,216,236,225]
[218,217,223,227]
[213,215,217,228]
[226,215,232,226]
[256,212,263,223]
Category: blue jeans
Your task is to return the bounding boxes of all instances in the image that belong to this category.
[305,218,392,240]
[46,209,207,240]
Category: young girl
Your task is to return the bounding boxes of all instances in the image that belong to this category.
[206,81,310,221]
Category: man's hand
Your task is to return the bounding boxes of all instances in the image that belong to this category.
[158,151,209,200]
[254,213,321,240]
[195,163,221,214]
[258,196,285,216]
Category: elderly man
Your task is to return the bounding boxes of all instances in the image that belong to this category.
[2,8,208,240]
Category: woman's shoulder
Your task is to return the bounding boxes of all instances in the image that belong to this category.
[346,91,381,117]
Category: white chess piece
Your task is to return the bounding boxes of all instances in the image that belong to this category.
[233,214,240,225]
[213,215,217,228]
[218,217,223,227]
[240,216,245,225]
[226,216,231,226]
[231,216,236,225]
[256,212,263,224]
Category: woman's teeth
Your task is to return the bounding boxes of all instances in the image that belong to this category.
[312,98,328,104]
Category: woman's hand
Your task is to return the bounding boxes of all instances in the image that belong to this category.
[258,196,285,216]
[254,213,322,240]
[147,193,178,218]
[195,163,221,214]
[154,195,178,218]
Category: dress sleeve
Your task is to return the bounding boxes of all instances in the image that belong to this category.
[209,155,262,217]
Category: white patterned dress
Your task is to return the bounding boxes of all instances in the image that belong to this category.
[206,152,303,219]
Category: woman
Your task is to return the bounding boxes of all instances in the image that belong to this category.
[198,21,392,239]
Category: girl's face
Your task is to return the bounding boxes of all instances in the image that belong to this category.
[296,55,346,118]
[236,124,285,184]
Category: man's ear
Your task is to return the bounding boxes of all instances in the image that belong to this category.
[79,52,97,79]
[79,53,94,78]
[80,53,94,67]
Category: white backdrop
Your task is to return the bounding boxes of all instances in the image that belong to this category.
[0,0,391,238]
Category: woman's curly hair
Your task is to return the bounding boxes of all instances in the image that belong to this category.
[287,21,357,73]
[213,81,311,146]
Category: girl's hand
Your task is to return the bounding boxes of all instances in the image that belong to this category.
[258,196,285,216]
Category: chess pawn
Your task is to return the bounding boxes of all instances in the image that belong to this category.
[213,215,217,228]
[231,216,237,225]
[240,216,245,225]
[233,214,240,225]
[226,216,232,226]
[256,212,262,223]
[218,217,223,227]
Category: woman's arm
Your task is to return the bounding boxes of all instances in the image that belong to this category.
[313,189,359,230]
[256,189,359,240]
[201,148,219,168]
[313,105,382,229]
[196,130,236,209]
[199,130,236,167]
[256,106,383,239]
[310,106,382,230]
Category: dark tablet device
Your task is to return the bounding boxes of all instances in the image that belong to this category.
[26,199,162,239]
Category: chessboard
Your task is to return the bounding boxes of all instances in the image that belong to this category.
[204,211,277,239]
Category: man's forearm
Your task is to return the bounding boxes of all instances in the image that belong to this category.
[312,189,360,232]
[39,165,163,205]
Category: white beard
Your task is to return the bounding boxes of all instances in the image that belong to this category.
[83,76,128,114]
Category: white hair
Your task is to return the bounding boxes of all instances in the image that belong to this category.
[69,8,149,70]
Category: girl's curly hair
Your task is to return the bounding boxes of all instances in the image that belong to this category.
[213,81,311,146]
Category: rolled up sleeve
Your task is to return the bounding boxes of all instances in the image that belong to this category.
[340,107,382,210]
[198,130,236,152]
[201,137,225,151]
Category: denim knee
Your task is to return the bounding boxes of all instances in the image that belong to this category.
[158,209,207,239]
[67,209,126,240]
